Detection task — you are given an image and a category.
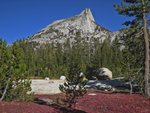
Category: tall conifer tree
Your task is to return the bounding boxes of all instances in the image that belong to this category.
[115,0,150,96]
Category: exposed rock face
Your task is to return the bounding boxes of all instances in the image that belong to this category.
[28,8,117,44]
[97,68,113,80]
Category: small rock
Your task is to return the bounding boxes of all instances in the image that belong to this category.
[88,93,96,96]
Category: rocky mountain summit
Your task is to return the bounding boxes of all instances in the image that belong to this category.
[28,8,117,44]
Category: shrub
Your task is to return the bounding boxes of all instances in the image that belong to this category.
[59,68,87,108]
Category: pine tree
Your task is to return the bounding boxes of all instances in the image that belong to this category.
[115,0,150,96]
[111,38,123,77]
[101,38,112,69]
[59,63,87,108]
[0,40,32,101]
[91,38,102,68]
[0,39,11,101]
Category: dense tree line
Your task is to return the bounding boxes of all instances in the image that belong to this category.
[11,35,123,79]
[13,32,147,81]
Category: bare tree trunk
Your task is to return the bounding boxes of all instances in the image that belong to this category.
[129,80,133,95]
[142,0,150,97]
[0,78,10,101]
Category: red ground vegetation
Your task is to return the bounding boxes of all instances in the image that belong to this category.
[0,90,150,113]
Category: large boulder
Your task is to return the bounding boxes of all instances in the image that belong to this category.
[45,77,50,80]
[60,76,66,80]
[96,68,112,80]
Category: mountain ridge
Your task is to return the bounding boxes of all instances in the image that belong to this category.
[28,8,117,44]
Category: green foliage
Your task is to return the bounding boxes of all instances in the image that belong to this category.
[101,38,113,68]
[0,39,32,101]
[59,64,87,108]
[91,38,123,77]
[0,30,125,83]
[0,39,11,99]
[11,34,125,79]
[111,38,123,77]
[114,0,150,93]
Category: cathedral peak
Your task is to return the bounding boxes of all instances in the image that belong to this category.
[80,8,95,22]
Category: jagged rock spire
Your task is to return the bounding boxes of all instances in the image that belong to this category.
[80,8,95,22]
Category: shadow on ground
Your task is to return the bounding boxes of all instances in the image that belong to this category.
[34,98,86,113]
[51,104,86,113]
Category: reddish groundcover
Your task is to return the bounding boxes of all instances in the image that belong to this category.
[0,91,150,113]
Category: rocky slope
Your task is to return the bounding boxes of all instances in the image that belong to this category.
[28,8,118,45]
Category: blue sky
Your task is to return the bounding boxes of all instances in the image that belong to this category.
[0,0,130,44]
